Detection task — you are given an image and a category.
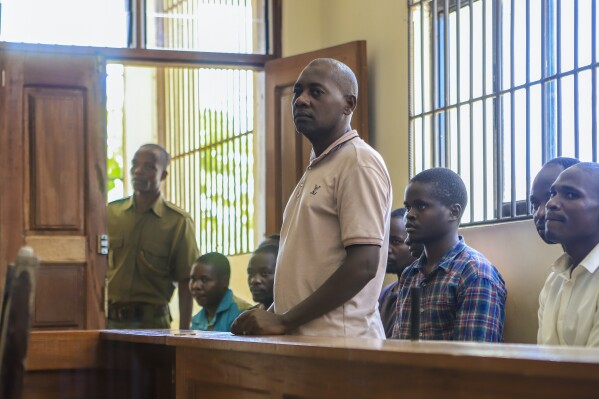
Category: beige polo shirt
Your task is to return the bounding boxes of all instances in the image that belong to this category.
[274,130,392,338]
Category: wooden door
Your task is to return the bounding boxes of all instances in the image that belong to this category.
[264,41,369,234]
[0,49,107,329]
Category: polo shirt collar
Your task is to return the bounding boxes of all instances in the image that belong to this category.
[214,289,234,315]
[414,236,466,273]
[309,130,359,167]
[123,194,165,217]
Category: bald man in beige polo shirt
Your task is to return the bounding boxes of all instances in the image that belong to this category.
[232,58,392,338]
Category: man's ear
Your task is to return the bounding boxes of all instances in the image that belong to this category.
[161,169,168,182]
[220,275,230,289]
[448,203,463,222]
[344,95,357,115]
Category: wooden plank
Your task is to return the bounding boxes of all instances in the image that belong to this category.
[27,331,102,371]
[25,330,599,399]
[100,329,170,345]
[25,236,86,263]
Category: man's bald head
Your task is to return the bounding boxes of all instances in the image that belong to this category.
[305,58,358,99]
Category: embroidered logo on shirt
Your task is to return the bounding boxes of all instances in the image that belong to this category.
[310,184,321,195]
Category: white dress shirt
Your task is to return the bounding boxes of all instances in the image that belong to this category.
[538,242,599,346]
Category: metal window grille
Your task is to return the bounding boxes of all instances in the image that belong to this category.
[409,0,599,225]
[163,66,254,255]
[146,0,267,54]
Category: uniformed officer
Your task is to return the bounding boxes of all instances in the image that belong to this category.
[106,144,198,329]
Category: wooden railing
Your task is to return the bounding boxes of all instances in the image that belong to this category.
[25,330,599,399]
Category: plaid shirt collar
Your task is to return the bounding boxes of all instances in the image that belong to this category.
[413,236,466,275]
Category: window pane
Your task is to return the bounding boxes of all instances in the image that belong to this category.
[412,4,423,115]
[529,0,542,82]
[484,98,495,220]
[165,66,255,255]
[560,74,575,157]
[501,92,512,204]
[560,0,575,73]
[471,100,485,222]
[107,64,126,203]
[513,89,527,202]
[107,64,255,255]
[578,0,593,68]
[484,0,494,94]
[472,0,484,99]
[529,84,543,176]
[145,0,267,54]
[501,0,512,91]
[579,69,594,161]
[448,9,457,105]
[0,0,127,47]
[449,107,459,169]
[513,0,527,86]
[458,4,471,104]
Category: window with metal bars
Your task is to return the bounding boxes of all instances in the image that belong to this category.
[409,0,599,225]
[150,0,262,255]
[0,0,270,54]
[162,67,255,255]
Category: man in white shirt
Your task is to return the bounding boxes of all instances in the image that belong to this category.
[538,162,599,346]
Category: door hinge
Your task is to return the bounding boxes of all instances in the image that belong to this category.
[1,70,5,87]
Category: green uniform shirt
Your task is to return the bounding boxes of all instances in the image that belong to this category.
[107,195,199,305]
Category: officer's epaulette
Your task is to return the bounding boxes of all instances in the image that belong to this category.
[163,201,192,219]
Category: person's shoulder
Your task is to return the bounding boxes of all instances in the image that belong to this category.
[163,200,192,220]
[380,280,399,299]
[108,196,131,207]
[107,197,132,214]
[455,245,505,285]
[346,135,383,159]
[340,136,390,177]
[353,138,389,170]
[232,295,253,311]
[398,263,420,284]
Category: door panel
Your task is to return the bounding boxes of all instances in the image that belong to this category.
[0,49,107,329]
[265,41,369,234]
[33,264,85,329]
[25,87,85,232]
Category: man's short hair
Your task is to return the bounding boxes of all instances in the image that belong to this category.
[410,168,468,210]
[257,234,280,249]
[545,156,580,169]
[253,244,279,258]
[139,143,170,169]
[195,252,230,279]
[308,58,358,99]
[391,208,407,219]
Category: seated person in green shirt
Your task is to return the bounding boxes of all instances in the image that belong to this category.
[190,252,252,331]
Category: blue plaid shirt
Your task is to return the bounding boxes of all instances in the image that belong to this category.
[392,238,506,342]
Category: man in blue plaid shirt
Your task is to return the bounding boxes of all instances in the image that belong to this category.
[392,168,506,341]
